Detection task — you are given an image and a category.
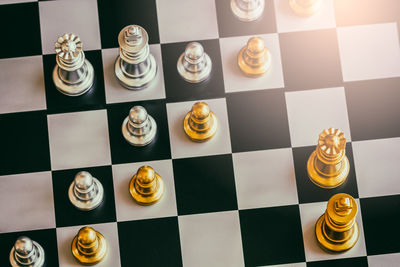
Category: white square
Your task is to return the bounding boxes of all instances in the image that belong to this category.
[368,253,400,267]
[39,0,101,54]
[274,0,336,33]
[285,87,352,147]
[112,159,177,222]
[220,34,285,93]
[353,137,400,198]
[2,0,36,4]
[233,148,298,210]
[56,222,121,267]
[47,109,111,170]
[178,211,244,267]
[166,98,232,159]
[299,200,367,262]
[337,23,400,82]
[0,56,46,114]
[156,0,219,43]
[102,45,166,104]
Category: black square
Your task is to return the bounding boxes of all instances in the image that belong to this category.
[106,99,171,164]
[172,154,238,215]
[239,205,305,266]
[0,228,59,267]
[292,143,359,204]
[361,195,400,255]
[226,89,291,153]
[161,39,225,102]
[118,217,182,267]
[51,165,116,227]
[0,3,42,59]
[215,0,277,38]
[0,111,50,176]
[307,257,368,267]
[42,50,106,114]
[97,0,160,48]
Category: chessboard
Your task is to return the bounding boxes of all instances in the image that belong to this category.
[0,0,400,266]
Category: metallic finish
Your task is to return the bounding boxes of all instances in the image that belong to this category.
[53,33,94,96]
[231,0,265,22]
[307,128,350,189]
[315,193,359,252]
[129,166,165,205]
[290,0,322,16]
[122,106,157,146]
[177,42,212,83]
[184,102,218,142]
[115,25,157,89]
[238,37,271,77]
[71,226,107,265]
[9,236,45,267]
[68,171,104,211]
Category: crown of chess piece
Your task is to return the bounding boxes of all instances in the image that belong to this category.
[184,102,218,142]
[72,226,107,265]
[68,171,104,211]
[231,0,265,21]
[122,105,157,146]
[177,42,212,83]
[315,193,359,252]
[238,36,271,77]
[307,128,350,188]
[53,33,94,96]
[115,25,157,89]
[289,0,322,16]
[9,236,45,267]
[130,166,165,205]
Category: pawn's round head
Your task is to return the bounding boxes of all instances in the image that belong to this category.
[74,171,93,190]
[191,102,210,121]
[14,236,34,256]
[247,37,265,54]
[129,106,148,124]
[77,227,97,246]
[136,166,155,185]
[185,42,204,60]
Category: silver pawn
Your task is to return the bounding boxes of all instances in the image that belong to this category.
[122,106,157,146]
[289,0,322,16]
[115,25,157,89]
[9,236,45,267]
[177,42,212,83]
[53,33,94,96]
[231,0,265,22]
[68,171,104,211]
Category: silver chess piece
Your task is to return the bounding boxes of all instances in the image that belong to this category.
[115,25,158,89]
[68,171,104,211]
[9,236,45,267]
[231,0,265,22]
[122,106,157,146]
[289,0,322,16]
[53,33,94,96]
[177,42,212,83]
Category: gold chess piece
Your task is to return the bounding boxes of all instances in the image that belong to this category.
[238,36,271,77]
[71,226,107,265]
[289,0,322,16]
[183,102,218,142]
[307,128,350,189]
[130,166,165,205]
[315,193,359,252]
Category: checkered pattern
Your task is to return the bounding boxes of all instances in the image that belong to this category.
[0,0,400,266]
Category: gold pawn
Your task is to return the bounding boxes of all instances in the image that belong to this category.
[71,226,107,265]
[183,102,218,142]
[289,0,322,16]
[130,166,164,205]
[315,193,359,252]
[238,37,271,77]
[307,128,350,189]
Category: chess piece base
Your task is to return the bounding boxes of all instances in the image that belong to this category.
[238,46,271,77]
[9,241,45,267]
[231,0,265,22]
[68,177,104,211]
[129,173,164,205]
[183,111,218,142]
[71,232,107,265]
[289,0,322,16]
[177,53,212,83]
[122,115,157,146]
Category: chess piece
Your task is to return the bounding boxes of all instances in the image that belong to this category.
[130,166,165,205]
[238,37,271,77]
[122,106,157,146]
[231,0,265,22]
[177,42,212,83]
[9,236,45,267]
[315,193,359,252]
[72,226,107,265]
[184,102,218,142]
[115,25,157,89]
[68,171,104,211]
[53,33,94,96]
[307,128,350,188]
[290,0,322,16]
